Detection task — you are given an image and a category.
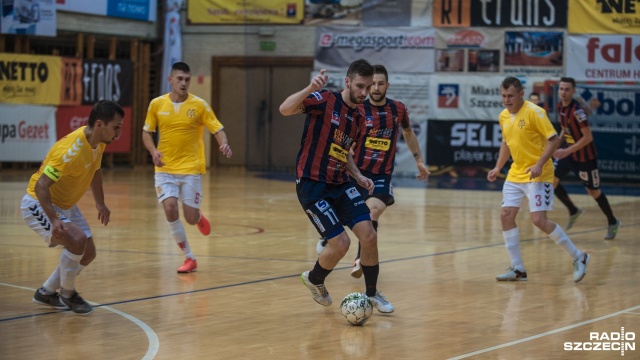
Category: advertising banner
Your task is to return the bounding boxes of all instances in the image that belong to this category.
[0,53,61,105]
[0,104,57,161]
[81,59,134,107]
[361,0,412,26]
[60,57,83,106]
[315,26,436,74]
[429,74,549,121]
[427,119,502,168]
[568,0,640,35]
[566,35,640,82]
[0,0,56,36]
[56,0,157,22]
[56,105,132,153]
[188,0,304,24]
[432,0,471,27]
[470,0,567,27]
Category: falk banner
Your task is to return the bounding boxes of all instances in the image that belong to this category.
[0,104,57,161]
[547,82,640,180]
[0,0,56,36]
[0,53,61,105]
[81,59,133,107]
[470,0,567,27]
[315,26,436,74]
[428,74,549,121]
[427,119,502,168]
[188,0,304,24]
[566,35,640,82]
[56,105,132,153]
[568,0,640,35]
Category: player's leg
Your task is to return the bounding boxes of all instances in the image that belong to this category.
[554,157,582,229]
[496,181,527,281]
[528,182,589,282]
[578,160,620,239]
[181,174,210,236]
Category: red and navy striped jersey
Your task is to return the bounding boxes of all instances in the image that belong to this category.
[297,90,367,184]
[352,98,410,175]
[556,98,597,162]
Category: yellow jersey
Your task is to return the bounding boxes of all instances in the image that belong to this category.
[27,127,105,210]
[499,101,557,183]
[143,93,224,174]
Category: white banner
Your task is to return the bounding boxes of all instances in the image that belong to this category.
[56,0,157,21]
[0,104,57,161]
[567,35,640,82]
[161,0,183,93]
[315,26,436,74]
[429,74,549,121]
[1,0,56,37]
[435,28,504,49]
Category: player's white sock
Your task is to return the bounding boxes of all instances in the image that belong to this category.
[548,223,580,259]
[168,219,194,259]
[42,265,61,293]
[59,249,83,297]
[503,228,524,271]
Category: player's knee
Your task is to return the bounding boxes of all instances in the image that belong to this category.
[359,229,377,249]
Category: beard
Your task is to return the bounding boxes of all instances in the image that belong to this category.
[369,90,386,103]
[349,88,365,104]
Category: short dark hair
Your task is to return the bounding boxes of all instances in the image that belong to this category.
[501,77,523,92]
[171,62,191,74]
[529,92,540,98]
[346,59,373,80]
[559,77,576,88]
[88,100,124,127]
[372,64,388,82]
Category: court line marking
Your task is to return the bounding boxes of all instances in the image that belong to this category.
[447,304,640,359]
[0,283,159,360]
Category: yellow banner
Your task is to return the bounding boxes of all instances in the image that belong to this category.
[568,0,640,34]
[188,0,303,24]
[0,53,61,105]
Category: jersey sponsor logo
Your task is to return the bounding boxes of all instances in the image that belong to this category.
[333,129,354,147]
[62,138,84,163]
[346,187,360,200]
[315,199,330,212]
[44,164,61,181]
[365,137,391,151]
[365,116,373,127]
[575,109,588,122]
[331,111,340,126]
[438,84,459,108]
[312,92,322,101]
[329,144,347,162]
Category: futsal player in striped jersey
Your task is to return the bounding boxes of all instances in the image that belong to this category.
[143,62,232,274]
[279,59,394,313]
[316,64,430,278]
[487,77,590,283]
[553,77,620,239]
[21,100,124,315]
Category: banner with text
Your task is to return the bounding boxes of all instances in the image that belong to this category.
[188,0,304,24]
[56,105,132,153]
[470,0,567,27]
[60,57,83,106]
[315,26,436,74]
[0,104,57,161]
[56,0,157,21]
[80,59,133,107]
[566,35,640,82]
[568,0,640,35]
[1,0,56,36]
[427,119,501,168]
[0,53,61,105]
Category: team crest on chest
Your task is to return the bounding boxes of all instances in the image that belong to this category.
[518,119,526,129]
[187,108,196,119]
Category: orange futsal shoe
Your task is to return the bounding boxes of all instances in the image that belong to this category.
[197,212,211,236]
[177,258,198,274]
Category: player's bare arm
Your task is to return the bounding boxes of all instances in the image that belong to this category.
[488,142,511,182]
[528,135,560,179]
[346,152,374,194]
[279,69,328,116]
[142,130,165,167]
[90,169,110,226]
[214,130,233,158]
[553,126,593,160]
[402,127,430,181]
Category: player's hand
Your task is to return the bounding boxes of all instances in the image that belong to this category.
[219,144,232,158]
[526,164,542,180]
[51,218,67,239]
[96,204,111,226]
[310,69,328,91]
[487,168,499,182]
[416,163,430,182]
[553,148,569,160]
[152,150,165,167]
[357,175,374,195]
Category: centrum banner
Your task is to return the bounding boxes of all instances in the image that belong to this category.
[568,0,640,35]
[566,35,640,82]
[315,26,436,74]
[0,53,61,105]
[188,0,303,24]
[0,104,57,161]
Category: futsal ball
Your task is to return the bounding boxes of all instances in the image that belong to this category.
[340,292,373,325]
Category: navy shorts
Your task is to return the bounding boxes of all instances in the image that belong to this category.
[555,157,601,190]
[296,178,371,239]
[352,170,395,206]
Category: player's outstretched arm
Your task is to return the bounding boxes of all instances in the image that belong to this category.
[142,130,164,167]
[214,130,232,158]
[279,69,328,116]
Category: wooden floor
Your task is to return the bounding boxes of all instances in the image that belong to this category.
[0,168,638,360]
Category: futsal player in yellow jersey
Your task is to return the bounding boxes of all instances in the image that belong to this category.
[21,100,124,315]
[142,62,232,274]
[487,77,590,283]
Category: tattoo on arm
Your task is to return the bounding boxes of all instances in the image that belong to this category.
[413,152,420,159]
